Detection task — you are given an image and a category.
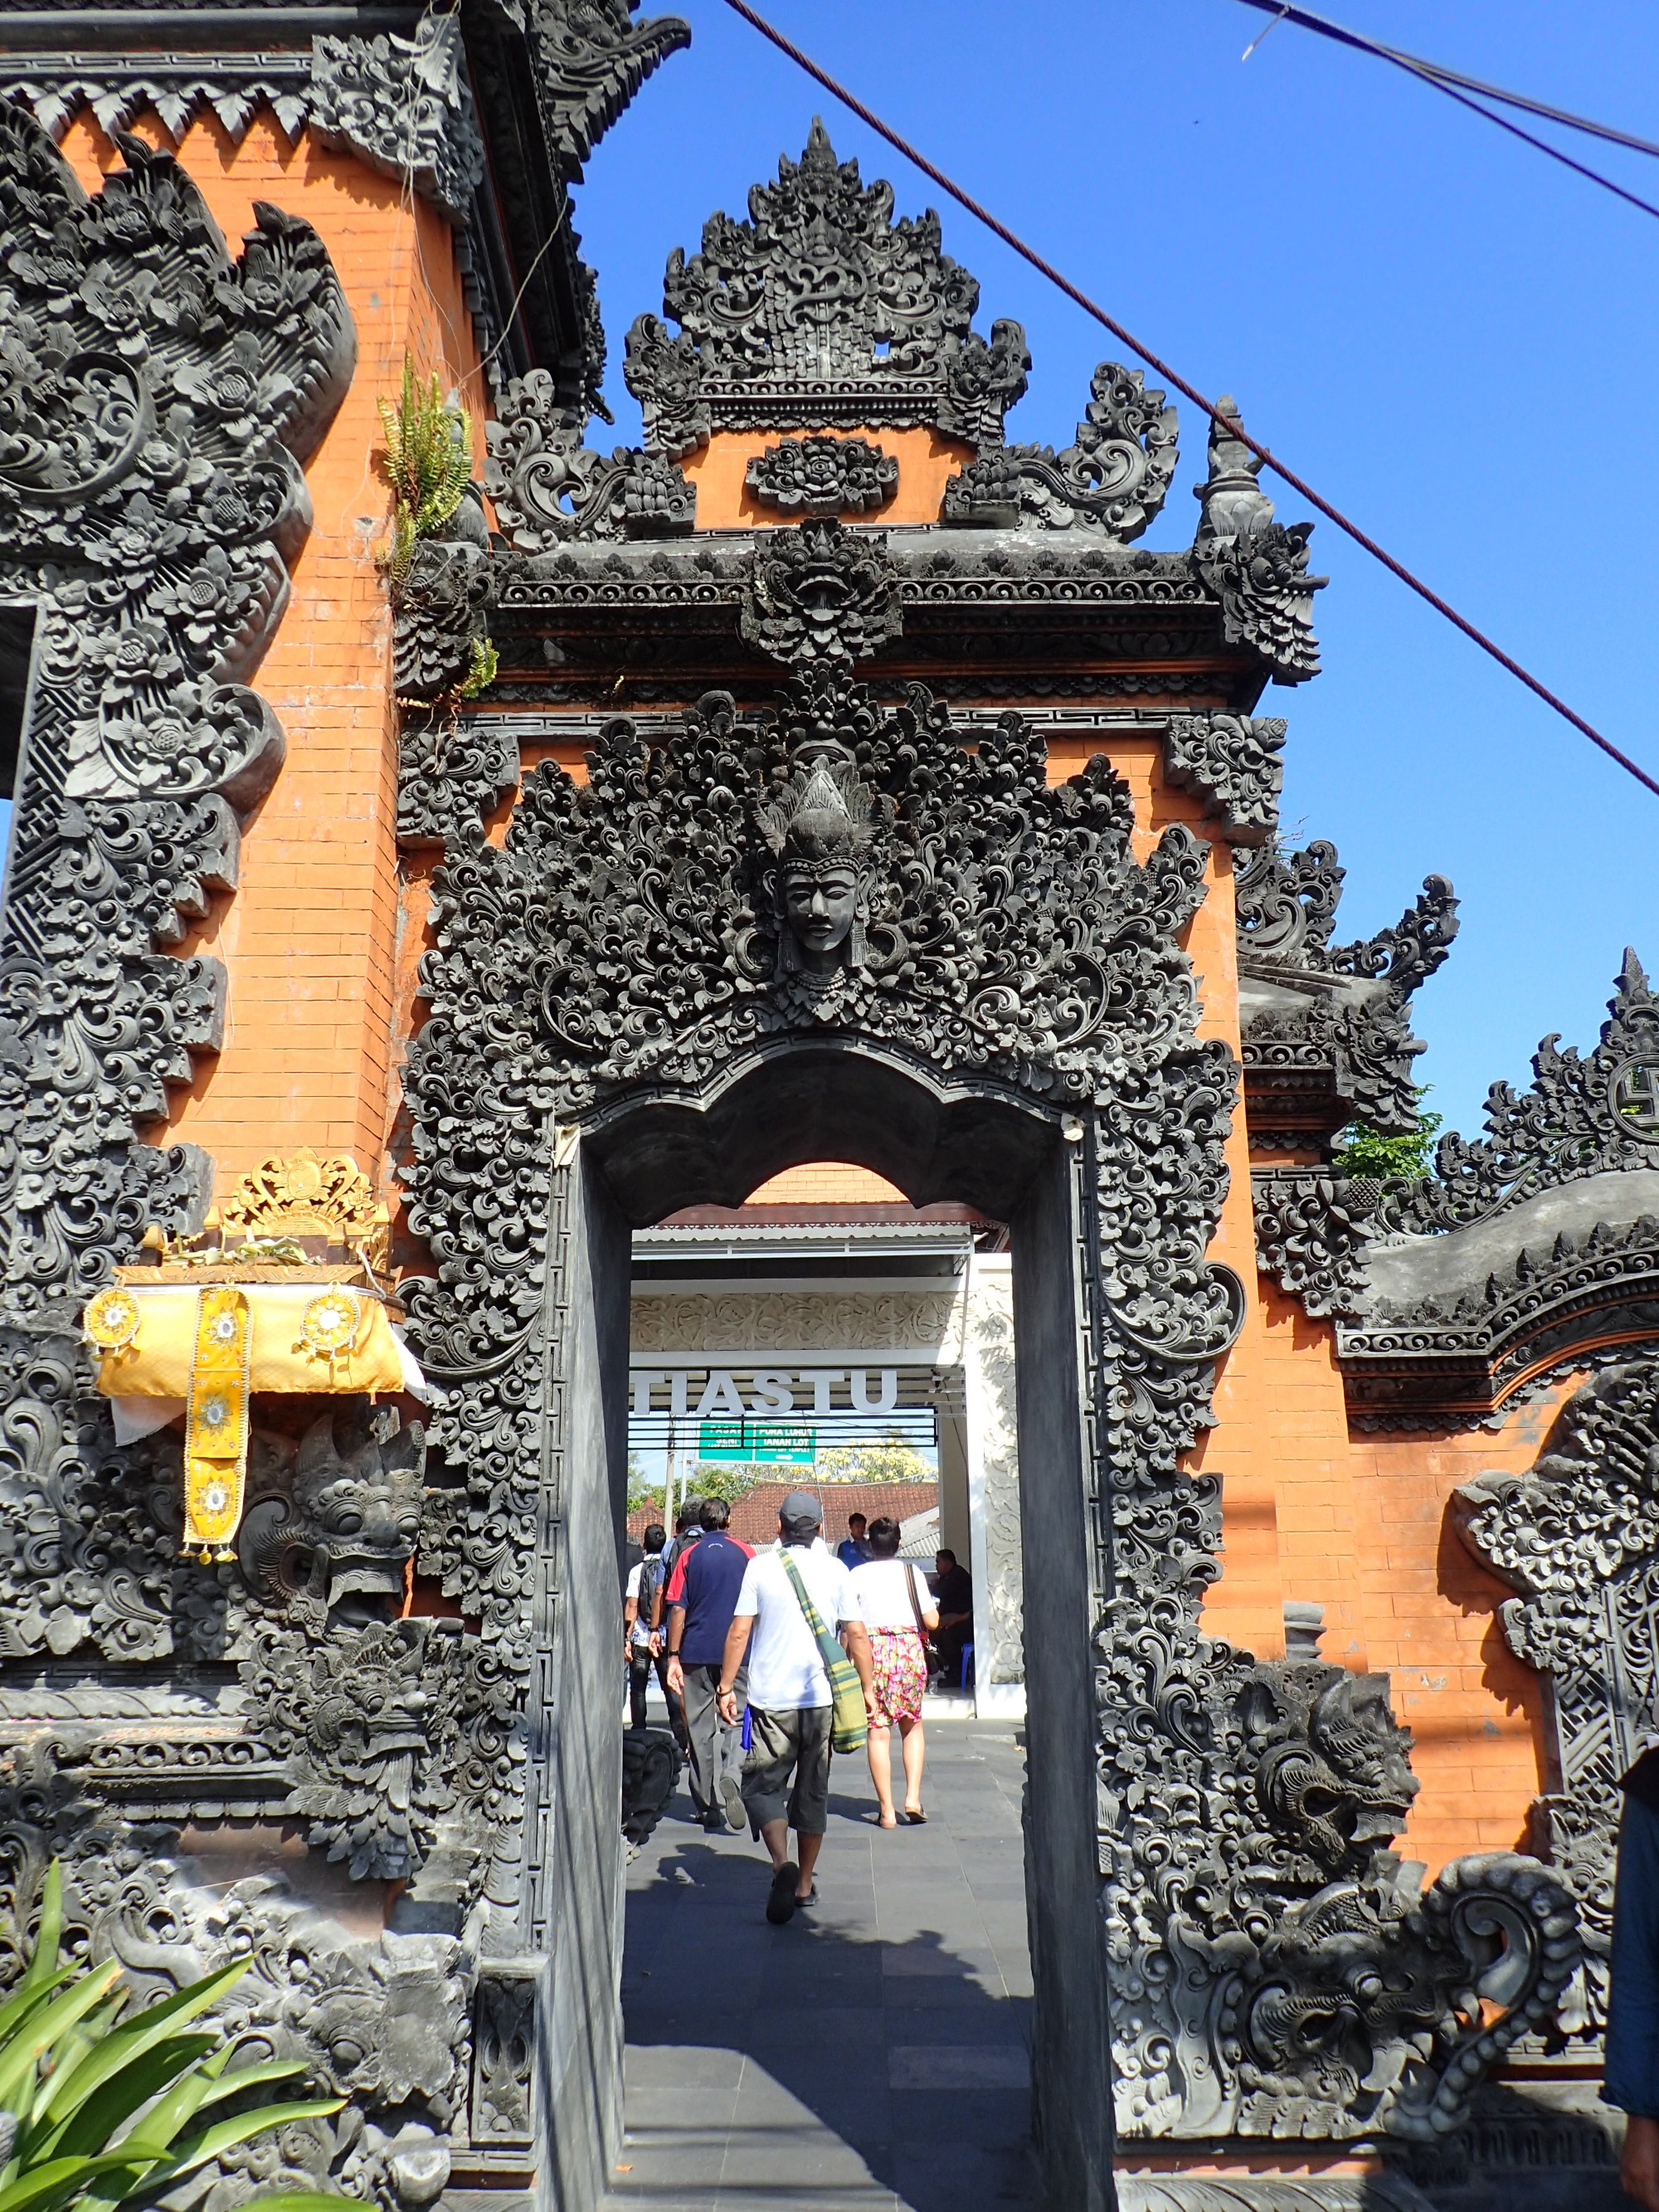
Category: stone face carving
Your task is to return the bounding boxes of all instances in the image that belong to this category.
[941,361,1176,539]
[745,435,898,518]
[392,533,496,704]
[1252,1168,1374,1318]
[309,15,486,221]
[1163,713,1287,842]
[1105,1628,1579,2141]
[624,119,1029,456]
[1193,397,1325,683]
[1455,1357,1659,2044]
[737,519,903,670]
[484,367,696,548]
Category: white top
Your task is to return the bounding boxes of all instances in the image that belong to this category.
[625,1561,657,1649]
[733,1541,862,1712]
[849,1557,936,1633]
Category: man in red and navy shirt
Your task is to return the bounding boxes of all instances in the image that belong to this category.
[665,1497,754,1831]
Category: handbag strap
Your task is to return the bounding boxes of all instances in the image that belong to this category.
[903,1562,928,1639]
[780,1552,846,1677]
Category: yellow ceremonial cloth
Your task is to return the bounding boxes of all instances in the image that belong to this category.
[88,1281,406,1401]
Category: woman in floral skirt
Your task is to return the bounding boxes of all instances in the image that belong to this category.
[849,1518,941,1827]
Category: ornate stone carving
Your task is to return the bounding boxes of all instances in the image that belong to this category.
[530,0,692,183]
[1163,713,1287,842]
[392,528,495,704]
[1106,1625,1580,2141]
[1193,397,1325,683]
[0,113,353,1670]
[1236,840,1459,1143]
[398,714,519,852]
[484,368,695,549]
[745,435,898,518]
[621,1725,680,1850]
[941,361,1176,539]
[1386,952,1659,1235]
[469,1961,537,2146]
[623,119,1029,456]
[308,15,485,222]
[737,519,903,669]
[1252,1168,1374,1317]
[1454,1357,1659,2043]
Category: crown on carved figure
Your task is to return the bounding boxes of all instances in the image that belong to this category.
[757,758,874,871]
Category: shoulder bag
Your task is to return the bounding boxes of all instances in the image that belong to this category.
[780,1552,868,1754]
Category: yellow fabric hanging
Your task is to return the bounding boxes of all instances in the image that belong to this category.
[84,1281,406,1400]
[182,1284,252,1559]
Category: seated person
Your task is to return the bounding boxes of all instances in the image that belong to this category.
[930,1547,974,1686]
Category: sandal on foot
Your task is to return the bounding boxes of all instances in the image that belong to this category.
[766,1862,800,1925]
[902,1807,927,1825]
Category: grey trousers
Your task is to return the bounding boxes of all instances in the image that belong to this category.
[680,1659,746,1817]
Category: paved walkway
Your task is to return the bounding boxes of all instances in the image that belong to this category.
[602,1714,1039,2212]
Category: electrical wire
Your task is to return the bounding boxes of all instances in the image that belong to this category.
[1232,0,1659,162]
[1232,0,1659,225]
[716,0,1659,803]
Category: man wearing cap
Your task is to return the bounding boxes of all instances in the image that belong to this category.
[718,1489,876,1924]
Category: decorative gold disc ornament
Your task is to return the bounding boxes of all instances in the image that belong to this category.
[299,1288,362,1365]
[84,1287,141,1352]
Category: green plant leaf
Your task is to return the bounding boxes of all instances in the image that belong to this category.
[29,2034,218,2164]
[0,1966,123,2116]
[36,1958,249,2127]
[240,2195,346,2212]
[115,2098,345,2201]
[0,2150,156,2212]
[0,1973,77,2071]
[189,2059,310,2113]
[18,1873,61,1995]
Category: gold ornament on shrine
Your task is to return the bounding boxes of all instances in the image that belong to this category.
[81,1150,417,1562]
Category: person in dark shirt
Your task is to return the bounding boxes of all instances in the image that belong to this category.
[1609,1745,1659,2207]
[665,1497,754,1831]
[930,1547,975,1689]
[836,1513,869,1569]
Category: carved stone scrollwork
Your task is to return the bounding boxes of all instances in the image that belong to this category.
[941,361,1177,539]
[624,119,1029,456]
[1387,951,1659,1235]
[1163,713,1287,842]
[1193,397,1325,683]
[470,1960,538,2147]
[392,496,495,704]
[531,0,693,185]
[745,435,898,518]
[1252,1168,1374,1316]
[1454,1357,1659,2044]
[737,518,903,669]
[398,714,519,851]
[621,1725,681,1851]
[309,15,486,222]
[484,369,694,548]
[0,112,353,1668]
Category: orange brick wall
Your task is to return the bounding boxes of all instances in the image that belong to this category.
[61,106,483,1194]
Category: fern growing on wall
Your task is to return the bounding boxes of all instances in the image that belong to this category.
[377,358,474,582]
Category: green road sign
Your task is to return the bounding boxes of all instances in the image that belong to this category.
[698,1421,816,1465]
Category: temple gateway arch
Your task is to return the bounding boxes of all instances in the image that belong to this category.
[0,32,1646,2212]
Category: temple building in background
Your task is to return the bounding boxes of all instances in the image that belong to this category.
[2,5,1658,2209]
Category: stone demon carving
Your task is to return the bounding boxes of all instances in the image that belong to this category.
[1193,397,1326,683]
[624,119,1029,454]
[1456,1356,1659,2044]
[737,516,902,668]
[1105,1623,1579,2141]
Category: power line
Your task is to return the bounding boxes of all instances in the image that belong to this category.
[1232,0,1659,162]
[716,0,1659,804]
[1232,0,1659,225]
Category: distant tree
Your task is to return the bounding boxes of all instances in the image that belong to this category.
[815,1433,933,1486]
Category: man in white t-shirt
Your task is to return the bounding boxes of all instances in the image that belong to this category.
[717,1490,875,1925]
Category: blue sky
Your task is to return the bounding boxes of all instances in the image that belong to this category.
[574,0,1659,1143]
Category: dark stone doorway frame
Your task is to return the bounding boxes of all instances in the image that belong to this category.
[562,1046,1111,2208]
